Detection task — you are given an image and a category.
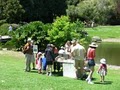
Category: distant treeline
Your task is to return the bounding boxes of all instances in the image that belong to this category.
[0,0,120,25]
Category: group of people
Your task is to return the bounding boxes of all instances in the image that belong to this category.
[23,38,107,84]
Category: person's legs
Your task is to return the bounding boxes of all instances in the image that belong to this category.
[31,54,35,69]
[101,76,105,82]
[49,65,53,76]
[87,66,94,79]
[53,62,57,72]
[32,62,35,69]
[46,61,53,76]
[79,60,84,79]
[25,54,31,72]
[46,65,49,75]
[86,66,94,84]
[57,62,60,72]
[100,76,102,82]
[74,60,79,78]
[86,59,95,82]
[38,60,42,74]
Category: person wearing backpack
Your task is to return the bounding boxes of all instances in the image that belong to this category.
[23,38,34,72]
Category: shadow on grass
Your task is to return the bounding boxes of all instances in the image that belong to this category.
[30,70,38,73]
[52,71,63,77]
[94,81,113,85]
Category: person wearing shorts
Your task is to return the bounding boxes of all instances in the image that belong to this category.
[86,42,98,84]
[45,44,54,76]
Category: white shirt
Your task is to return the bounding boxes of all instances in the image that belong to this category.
[71,43,85,60]
[58,49,65,54]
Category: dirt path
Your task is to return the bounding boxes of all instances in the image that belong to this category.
[102,38,120,42]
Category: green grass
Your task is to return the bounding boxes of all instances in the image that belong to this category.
[85,25,120,39]
[0,51,120,90]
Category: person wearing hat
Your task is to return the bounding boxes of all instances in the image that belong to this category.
[36,52,42,73]
[97,58,107,82]
[44,44,55,76]
[86,42,98,84]
[23,38,34,72]
[58,46,65,55]
[71,39,86,79]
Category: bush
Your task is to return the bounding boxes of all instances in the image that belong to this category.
[3,40,16,50]
[11,21,50,50]
[47,16,85,48]
[0,20,7,26]
[67,0,116,25]
[0,23,9,35]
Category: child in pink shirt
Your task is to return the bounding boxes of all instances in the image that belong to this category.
[36,52,42,74]
[98,58,107,82]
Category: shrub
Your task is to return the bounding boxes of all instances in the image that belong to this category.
[47,16,85,48]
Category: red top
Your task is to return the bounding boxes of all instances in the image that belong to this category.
[87,47,95,60]
[54,47,58,54]
[98,64,107,72]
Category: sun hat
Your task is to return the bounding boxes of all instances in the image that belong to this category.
[27,38,32,42]
[89,42,98,47]
[100,58,106,64]
[31,40,33,43]
[60,46,64,49]
[38,52,42,55]
[47,44,51,47]
[71,39,76,43]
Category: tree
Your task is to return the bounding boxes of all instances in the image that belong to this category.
[67,0,116,25]
[107,0,120,25]
[0,0,8,19]
[19,0,67,23]
[11,21,50,50]
[47,16,84,48]
[2,0,25,23]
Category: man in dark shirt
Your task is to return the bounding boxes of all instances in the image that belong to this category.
[23,38,34,72]
[45,44,54,76]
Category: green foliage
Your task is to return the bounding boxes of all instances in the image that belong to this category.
[0,20,7,26]
[66,0,80,6]
[47,16,84,47]
[0,23,20,35]
[11,21,50,50]
[0,23,9,35]
[1,0,25,23]
[67,0,116,25]
[3,40,16,50]
[19,0,67,23]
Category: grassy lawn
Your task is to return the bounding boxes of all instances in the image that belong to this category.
[85,25,120,39]
[0,51,120,90]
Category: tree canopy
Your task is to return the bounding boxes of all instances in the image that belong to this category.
[0,0,120,25]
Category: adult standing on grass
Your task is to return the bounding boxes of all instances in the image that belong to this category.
[45,44,54,76]
[86,42,98,84]
[71,39,86,79]
[23,38,34,72]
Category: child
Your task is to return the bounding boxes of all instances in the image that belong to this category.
[41,54,47,74]
[36,52,42,74]
[98,58,107,82]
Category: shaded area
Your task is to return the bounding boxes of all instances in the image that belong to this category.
[94,81,113,85]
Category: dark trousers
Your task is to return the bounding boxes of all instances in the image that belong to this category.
[54,62,61,72]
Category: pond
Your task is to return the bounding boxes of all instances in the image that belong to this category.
[95,42,120,66]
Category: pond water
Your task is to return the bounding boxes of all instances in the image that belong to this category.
[95,42,120,66]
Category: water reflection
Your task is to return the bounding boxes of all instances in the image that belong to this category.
[95,42,120,66]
